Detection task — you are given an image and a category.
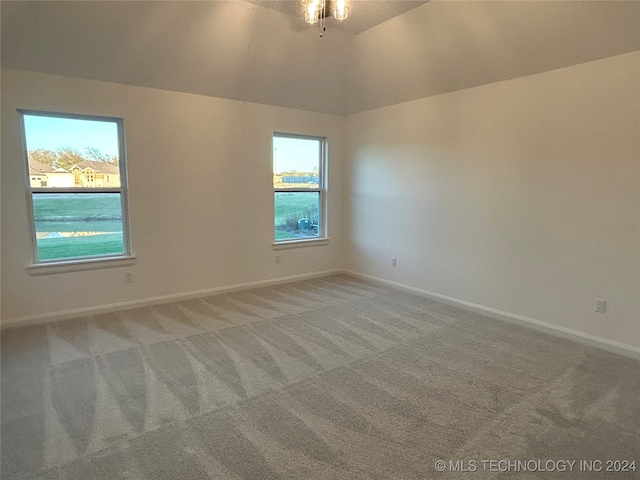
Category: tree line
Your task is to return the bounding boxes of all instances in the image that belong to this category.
[29,147,119,170]
[276,166,319,176]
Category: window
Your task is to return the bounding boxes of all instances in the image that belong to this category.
[19,110,132,265]
[273,134,326,243]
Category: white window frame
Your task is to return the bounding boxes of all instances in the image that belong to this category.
[19,109,135,274]
[272,132,328,248]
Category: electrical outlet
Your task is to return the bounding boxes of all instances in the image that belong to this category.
[275,255,281,264]
[391,257,397,267]
[595,298,606,313]
[125,272,133,283]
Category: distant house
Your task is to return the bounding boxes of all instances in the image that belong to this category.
[28,159,118,188]
[70,161,120,187]
[282,175,318,184]
[273,173,318,187]
[47,167,74,188]
[28,160,53,187]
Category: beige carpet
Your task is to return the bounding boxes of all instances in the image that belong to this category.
[2,274,638,479]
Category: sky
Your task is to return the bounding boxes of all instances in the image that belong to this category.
[273,136,321,174]
[23,114,120,158]
[23,114,319,172]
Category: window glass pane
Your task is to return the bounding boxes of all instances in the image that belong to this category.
[273,136,320,189]
[23,115,121,188]
[33,193,124,261]
[274,192,320,241]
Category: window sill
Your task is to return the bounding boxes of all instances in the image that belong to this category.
[27,255,136,276]
[273,237,329,250]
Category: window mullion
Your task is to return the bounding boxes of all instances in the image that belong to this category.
[31,187,122,194]
[274,188,322,193]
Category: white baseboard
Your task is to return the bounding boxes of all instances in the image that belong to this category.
[345,270,640,361]
[1,269,342,330]
[5,267,639,362]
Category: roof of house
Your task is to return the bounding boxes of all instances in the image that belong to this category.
[72,161,119,174]
[28,160,54,176]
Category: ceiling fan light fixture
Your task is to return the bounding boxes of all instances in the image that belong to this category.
[303,0,322,24]
[333,0,349,20]
[304,9,320,24]
[302,0,349,31]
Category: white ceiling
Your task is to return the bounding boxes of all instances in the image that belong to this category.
[2,1,639,115]
[346,1,640,114]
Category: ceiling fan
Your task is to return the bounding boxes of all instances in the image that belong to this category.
[302,0,349,36]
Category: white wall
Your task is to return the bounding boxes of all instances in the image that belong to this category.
[345,52,640,351]
[3,53,639,356]
[1,69,344,323]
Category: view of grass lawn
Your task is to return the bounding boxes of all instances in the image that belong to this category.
[34,193,124,261]
[37,234,124,261]
[33,190,319,260]
[274,192,319,241]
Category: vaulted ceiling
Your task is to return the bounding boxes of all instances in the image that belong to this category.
[2,1,639,115]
